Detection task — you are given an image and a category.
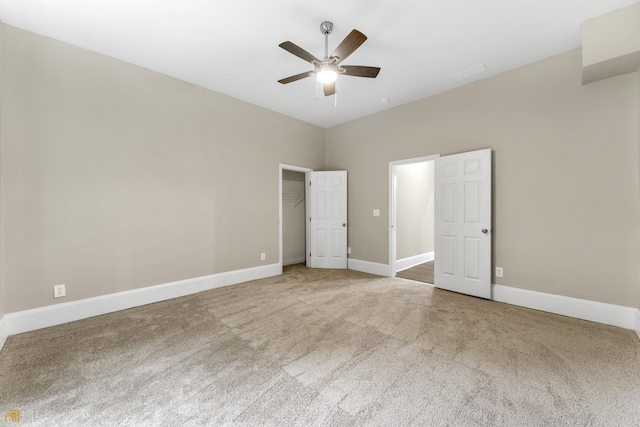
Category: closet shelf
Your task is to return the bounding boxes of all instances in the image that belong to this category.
[283,192,304,208]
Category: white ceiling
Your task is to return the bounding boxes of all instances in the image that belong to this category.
[0,0,637,128]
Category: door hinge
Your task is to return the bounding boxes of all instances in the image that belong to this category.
[309,252,311,257]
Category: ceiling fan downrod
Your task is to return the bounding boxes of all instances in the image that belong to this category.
[320,21,333,59]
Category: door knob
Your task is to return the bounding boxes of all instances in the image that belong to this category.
[482,229,489,234]
[342,223,346,227]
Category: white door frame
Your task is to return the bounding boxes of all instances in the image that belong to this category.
[279,164,313,274]
[388,154,440,277]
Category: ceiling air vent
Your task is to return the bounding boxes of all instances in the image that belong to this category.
[451,64,489,82]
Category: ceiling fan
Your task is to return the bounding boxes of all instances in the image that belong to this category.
[278,21,380,97]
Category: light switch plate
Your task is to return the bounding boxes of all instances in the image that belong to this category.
[373,209,380,217]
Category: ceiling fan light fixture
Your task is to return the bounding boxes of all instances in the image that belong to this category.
[316,66,338,84]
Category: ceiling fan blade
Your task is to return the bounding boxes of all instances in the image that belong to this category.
[331,29,367,63]
[278,71,313,84]
[279,41,320,63]
[342,65,381,78]
[323,81,336,96]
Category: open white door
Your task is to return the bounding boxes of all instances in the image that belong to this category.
[306,171,348,269]
[434,149,492,299]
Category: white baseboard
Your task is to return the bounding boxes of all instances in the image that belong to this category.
[283,258,306,266]
[0,315,8,353]
[6,263,281,336]
[493,284,638,331]
[2,265,637,348]
[348,258,389,277]
[396,252,434,272]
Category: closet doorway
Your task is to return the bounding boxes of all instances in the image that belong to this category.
[279,164,312,271]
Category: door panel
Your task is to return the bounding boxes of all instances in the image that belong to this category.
[434,149,491,299]
[331,229,343,257]
[442,184,456,222]
[464,237,480,279]
[316,230,327,257]
[464,182,480,223]
[441,236,456,275]
[306,171,348,269]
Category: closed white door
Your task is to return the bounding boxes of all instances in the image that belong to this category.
[434,149,492,299]
[306,171,348,269]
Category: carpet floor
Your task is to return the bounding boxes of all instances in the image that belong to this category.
[1,264,639,426]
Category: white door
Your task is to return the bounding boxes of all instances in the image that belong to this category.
[434,149,492,299]
[306,171,348,269]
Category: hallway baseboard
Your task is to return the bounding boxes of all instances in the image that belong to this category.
[396,252,434,272]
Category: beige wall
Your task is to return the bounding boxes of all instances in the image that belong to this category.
[396,161,434,260]
[582,3,640,84]
[326,49,640,307]
[1,25,325,312]
[282,170,306,264]
[0,23,4,321]
[582,3,640,67]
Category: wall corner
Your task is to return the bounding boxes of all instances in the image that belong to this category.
[0,315,8,353]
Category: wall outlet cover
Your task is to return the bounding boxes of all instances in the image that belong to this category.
[54,284,66,298]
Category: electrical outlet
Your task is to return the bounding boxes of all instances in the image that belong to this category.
[260,253,266,261]
[373,209,380,217]
[347,247,352,255]
[54,284,66,298]
[495,267,503,278]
